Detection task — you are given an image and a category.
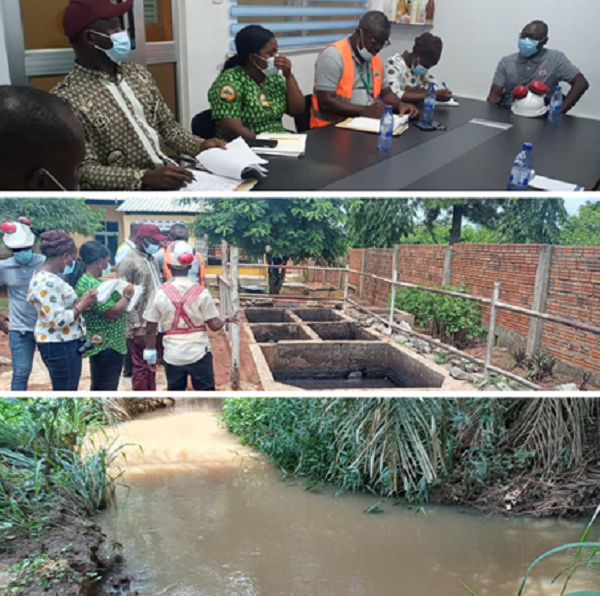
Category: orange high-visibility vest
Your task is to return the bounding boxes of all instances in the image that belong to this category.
[310,37,383,128]
[163,244,206,285]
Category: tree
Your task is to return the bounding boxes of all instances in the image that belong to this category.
[0,199,104,237]
[419,198,505,244]
[561,201,600,245]
[197,198,348,294]
[346,198,416,248]
[496,198,567,244]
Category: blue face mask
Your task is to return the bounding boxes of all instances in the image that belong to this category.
[13,250,33,265]
[254,55,279,78]
[63,258,75,276]
[412,63,429,76]
[92,30,132,63]
[518,38,540,58]
[101,261,111,277]
[145,243,160,256]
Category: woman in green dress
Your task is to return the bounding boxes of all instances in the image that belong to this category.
[208,25,306,140]
[71,241,134,391]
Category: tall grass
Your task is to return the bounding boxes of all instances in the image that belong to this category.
[0,398,127,542]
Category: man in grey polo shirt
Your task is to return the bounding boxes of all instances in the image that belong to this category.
[487,20,589,113]
[0,219,45,391]
[311,11,418,127]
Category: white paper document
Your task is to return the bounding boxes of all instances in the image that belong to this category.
[185,171,244,192]
[96,279,120,303]
[125,285,144,313]
[254,133,308,157]
[435,98,460,106]
[195,137,268,180]
[529,175,584,192]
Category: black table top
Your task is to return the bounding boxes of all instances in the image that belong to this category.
[254,97,600,191]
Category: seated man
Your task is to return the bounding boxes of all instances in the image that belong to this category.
[311,11,419,128]
[487,20,589,113]
[0,86,85,191]
[143,241,238,391]
[385,33,453,103]
[53,0,224,191]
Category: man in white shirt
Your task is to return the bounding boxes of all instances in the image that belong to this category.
[143,241,238,390]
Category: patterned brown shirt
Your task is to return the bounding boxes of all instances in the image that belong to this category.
[116,248,162,338]
[52,62,203,191]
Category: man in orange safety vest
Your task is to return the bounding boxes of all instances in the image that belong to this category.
[311,11,419,128]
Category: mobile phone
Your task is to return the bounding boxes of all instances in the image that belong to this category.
[414,120,447,131]
[247,139,278,148]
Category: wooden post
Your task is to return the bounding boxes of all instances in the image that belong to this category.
[389,245,400,328]
[343,266,349,312]
[359,249,367,299]
[230,246,240,390]
[221,239,229,282]
[484,282,500,377]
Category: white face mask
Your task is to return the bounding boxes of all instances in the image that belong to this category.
[254,54,279,77]
[357,30,375,61]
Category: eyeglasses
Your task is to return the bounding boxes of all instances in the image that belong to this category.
[361,29,391,50]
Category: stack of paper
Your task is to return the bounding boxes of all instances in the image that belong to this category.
[336,114,409,135]
[254,133,308,157]
[96,279,120,303]
[112,280,145,312]
[195,137,268,180]
[185,171,245,192]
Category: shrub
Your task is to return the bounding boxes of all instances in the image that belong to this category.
[392,283,486,348]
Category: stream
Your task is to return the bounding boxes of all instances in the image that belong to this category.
[99,399,599,596]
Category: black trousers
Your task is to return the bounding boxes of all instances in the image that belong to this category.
[164,352,215,391]
[90,349,124,391]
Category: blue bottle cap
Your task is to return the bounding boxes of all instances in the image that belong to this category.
[523,142,533,150]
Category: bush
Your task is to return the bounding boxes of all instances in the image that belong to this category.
[392,283,486,348]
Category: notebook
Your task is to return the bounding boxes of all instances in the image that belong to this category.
[253,133,308,157]
[336,114,409,135]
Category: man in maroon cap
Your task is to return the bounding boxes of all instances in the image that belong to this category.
[52,0,224,192]
[116,224,168,391]
[385,33,453,103]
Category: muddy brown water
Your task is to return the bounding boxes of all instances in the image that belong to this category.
[99,400,599,596]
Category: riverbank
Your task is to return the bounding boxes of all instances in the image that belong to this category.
[221,397,600,518]
[0,398,171,596]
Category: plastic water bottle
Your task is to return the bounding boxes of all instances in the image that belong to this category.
[377,105,394,151]
[548,85,563,123]
[422,81,436,125]
[507,142,534,191]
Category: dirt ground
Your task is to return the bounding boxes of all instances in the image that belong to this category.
[463,343,599,391]
[0,497,120,596]
[0,310,261,392]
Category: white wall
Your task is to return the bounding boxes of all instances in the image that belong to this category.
[178,0,600,125]
[429,0,600,119]
[0,7,11,85]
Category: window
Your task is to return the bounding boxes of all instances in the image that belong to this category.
[94,221,120,264]
[230,0,368,51]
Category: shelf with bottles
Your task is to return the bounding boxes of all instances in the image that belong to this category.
[392,0,435,26]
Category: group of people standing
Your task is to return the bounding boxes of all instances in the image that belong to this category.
[0,218,236,392]
[0,0,588,192]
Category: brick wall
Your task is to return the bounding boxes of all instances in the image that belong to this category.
[307,243,600,379]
